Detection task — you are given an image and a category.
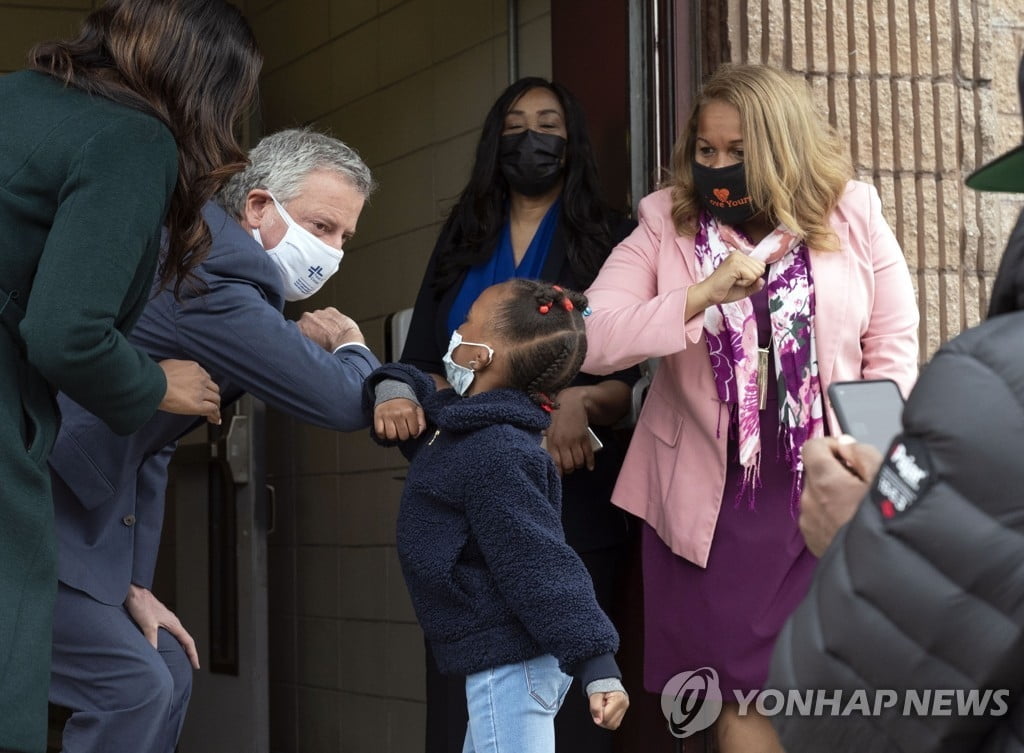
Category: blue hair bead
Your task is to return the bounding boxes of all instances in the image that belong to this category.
[582,306,592,317]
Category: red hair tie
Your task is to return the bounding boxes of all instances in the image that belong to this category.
[540,402,554,413]
[539,303,550,314]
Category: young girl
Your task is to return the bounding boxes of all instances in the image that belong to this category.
[365,279,629,753]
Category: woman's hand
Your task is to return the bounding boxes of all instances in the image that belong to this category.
[589,690,629,730]
[158,359,221,424]
[374,398,426,441]
[544,387,594,474]
[687,251,765,319]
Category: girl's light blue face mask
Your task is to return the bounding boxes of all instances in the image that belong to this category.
[442,330,494,396]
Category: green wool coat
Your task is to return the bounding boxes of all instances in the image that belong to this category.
[0,70,177,753]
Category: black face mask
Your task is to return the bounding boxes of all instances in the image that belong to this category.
[691,160,759,226]
[499,130,566,197]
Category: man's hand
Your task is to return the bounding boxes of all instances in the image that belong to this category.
[374,398,426,441]
[124,584,200,669]
[799,437,884,556]
[296,307,365,350]
[589,690,629,730]
[543,387,594,474]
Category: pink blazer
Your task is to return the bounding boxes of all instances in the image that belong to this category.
[582,181,919,567]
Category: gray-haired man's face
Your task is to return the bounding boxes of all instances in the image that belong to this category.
[245,169,364,253]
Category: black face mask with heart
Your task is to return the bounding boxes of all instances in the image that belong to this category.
[691,160,760,226]
[499,130,566,197]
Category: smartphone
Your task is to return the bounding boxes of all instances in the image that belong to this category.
[540,426,604,452]
[827,379,905,454]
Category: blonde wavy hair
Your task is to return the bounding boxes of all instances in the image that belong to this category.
[668,63,852,251]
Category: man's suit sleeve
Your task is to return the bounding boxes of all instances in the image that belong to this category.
[131,443,175,590]
[171,272,380,432]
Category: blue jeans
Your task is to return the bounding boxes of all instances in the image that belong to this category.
[463,654,573,753]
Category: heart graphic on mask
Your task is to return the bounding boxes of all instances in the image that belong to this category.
[713,188,730,202]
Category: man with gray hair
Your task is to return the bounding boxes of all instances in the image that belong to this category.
[45,128,381,753]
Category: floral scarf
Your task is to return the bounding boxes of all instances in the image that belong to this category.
[693,211,825,501]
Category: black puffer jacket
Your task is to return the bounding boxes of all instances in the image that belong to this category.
[769,309,1024,753]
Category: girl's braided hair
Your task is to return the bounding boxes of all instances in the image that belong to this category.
[489,279,588,409]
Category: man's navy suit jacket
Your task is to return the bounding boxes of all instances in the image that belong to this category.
[48,200,380,605]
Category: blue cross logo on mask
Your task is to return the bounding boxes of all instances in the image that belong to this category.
[307,265,324,281]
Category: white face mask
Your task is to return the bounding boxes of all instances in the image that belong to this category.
[252,193,344,301]
[442,330,494,396]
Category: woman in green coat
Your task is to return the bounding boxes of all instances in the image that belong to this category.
[0,2,262,750]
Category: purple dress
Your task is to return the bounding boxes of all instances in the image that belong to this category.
[641,285,818,694]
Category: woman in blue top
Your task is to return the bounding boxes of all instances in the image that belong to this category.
[371,280,629,753]
[400,77,638,753]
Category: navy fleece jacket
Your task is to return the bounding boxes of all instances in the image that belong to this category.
[364,363,621,689]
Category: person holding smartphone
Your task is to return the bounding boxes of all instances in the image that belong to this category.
[769,53,1024,753]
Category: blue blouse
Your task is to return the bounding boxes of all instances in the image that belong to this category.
[446,199,562,336]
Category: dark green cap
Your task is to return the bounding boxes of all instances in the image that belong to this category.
[967,59,1024,193]
[965,144,1024,192]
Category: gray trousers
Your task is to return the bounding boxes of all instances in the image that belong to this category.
[50,583,192,753]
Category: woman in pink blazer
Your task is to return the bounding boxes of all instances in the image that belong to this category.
[582,64,919,752]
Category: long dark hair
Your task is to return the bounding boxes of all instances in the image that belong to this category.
[434,77,613,294]
[490,280,588,408]
[30,0,262,298]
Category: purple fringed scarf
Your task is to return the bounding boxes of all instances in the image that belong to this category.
[694,211,825,510]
